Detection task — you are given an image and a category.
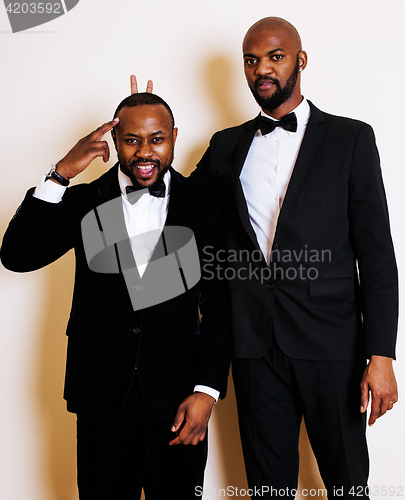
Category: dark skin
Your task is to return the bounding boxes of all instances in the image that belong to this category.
[53,98,216,445]
[112,104,178,188]
[242,18,307,120]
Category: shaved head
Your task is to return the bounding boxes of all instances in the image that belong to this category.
[242,17,307,117]
[243,17,302,53]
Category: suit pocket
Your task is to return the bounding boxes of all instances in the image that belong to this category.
[66,315,102,343]
[308,277,353,297]
[174,327,200,349]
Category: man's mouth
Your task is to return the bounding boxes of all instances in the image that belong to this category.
[133,161,159,178]
[255,78,278,91]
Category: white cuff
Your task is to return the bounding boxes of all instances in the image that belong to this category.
[33,175,67,203]
[193,385,220,403]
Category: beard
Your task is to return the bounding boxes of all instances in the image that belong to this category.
[249,56,300,113]
[118,155,172,189]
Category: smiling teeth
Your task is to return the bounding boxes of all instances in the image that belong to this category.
[137,165,153,170]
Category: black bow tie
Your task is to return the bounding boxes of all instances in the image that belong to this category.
[125,178,166,205]
[257,112,298,135]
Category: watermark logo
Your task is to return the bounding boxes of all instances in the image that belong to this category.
[81,196,201,312]
[3,0,79,32]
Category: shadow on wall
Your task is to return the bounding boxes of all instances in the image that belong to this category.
[182,53,326,497]
[181,55,247,176]
[35,250,78,500]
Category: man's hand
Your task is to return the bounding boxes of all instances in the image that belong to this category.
[169,392,215,446]
[55,119,119,181]
[130,75,153,95]
[360,355,398,426]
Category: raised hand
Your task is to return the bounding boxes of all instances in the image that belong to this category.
[130,75,153,95]
[55,119,119,180]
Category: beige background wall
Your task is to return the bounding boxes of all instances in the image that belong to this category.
[0,1,404,499]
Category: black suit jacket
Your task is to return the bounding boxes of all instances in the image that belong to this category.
[1,165,230,421]
[191,101,398,361]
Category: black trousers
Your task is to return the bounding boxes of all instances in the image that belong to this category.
[76,376,207,499]
[232,336,369,499]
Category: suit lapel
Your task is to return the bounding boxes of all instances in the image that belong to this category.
[96,163,122,201]
[230,104,328,251]
[95,164,131,255]
[275,102,327,231]
[146,167,192,266]
[164,167,191,228]
[231,116,261,251]
[94,163,138,277]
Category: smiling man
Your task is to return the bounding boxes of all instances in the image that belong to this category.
[189,16,398,500]
[1,93,230,499]
[112,97,177,187]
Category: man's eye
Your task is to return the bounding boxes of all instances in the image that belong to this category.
[152,137,164,143]
[271,54,283,61]
[127,138,138,144]
[245,58,257,66]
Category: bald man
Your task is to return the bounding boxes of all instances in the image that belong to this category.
[189,16,398,500]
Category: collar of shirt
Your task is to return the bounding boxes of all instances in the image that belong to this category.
[240,98,310,264]
[259,97,310,137]
[117,166,171,277]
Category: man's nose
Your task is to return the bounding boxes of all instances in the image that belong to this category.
[255,59,274,76]
[136,141,153,158]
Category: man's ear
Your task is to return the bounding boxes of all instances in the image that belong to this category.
[172,127,178,147]
[111,128,117,147]
[298,50,308,71]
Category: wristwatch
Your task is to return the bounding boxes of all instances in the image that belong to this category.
[45,164,70,186]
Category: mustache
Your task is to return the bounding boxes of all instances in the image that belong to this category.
[255,76,280,87]
[130,158,160,167]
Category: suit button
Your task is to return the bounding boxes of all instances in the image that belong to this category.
[273,243,280,250]
[132,326,141,334]
[267,283,275,289]
[136,285,143,291]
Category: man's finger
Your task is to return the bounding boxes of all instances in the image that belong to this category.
[146,80,153,93]
[130,75,138,94]
[170,421,198,446]
[102,143,110,163]
[368,396,382,426]
[360,383,369,413]
[90,118,119,142]
[171,407,185,434]
[379,397,390,418]
[388,399,397,410]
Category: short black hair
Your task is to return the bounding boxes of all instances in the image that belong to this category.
[113,93,175,129]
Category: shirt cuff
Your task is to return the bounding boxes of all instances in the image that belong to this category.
[193,385,220,403]
[33,175,67,203]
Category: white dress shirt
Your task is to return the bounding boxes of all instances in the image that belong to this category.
[118,169,170,277]
[34,166,219,402]
[239,98,311,263]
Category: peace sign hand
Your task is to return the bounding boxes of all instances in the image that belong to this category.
[130,75,153,95]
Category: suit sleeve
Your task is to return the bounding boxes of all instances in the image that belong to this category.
[196,190,231,399]
[1,188,74,272]
[348,124,398,358]
[189,134,218,187]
